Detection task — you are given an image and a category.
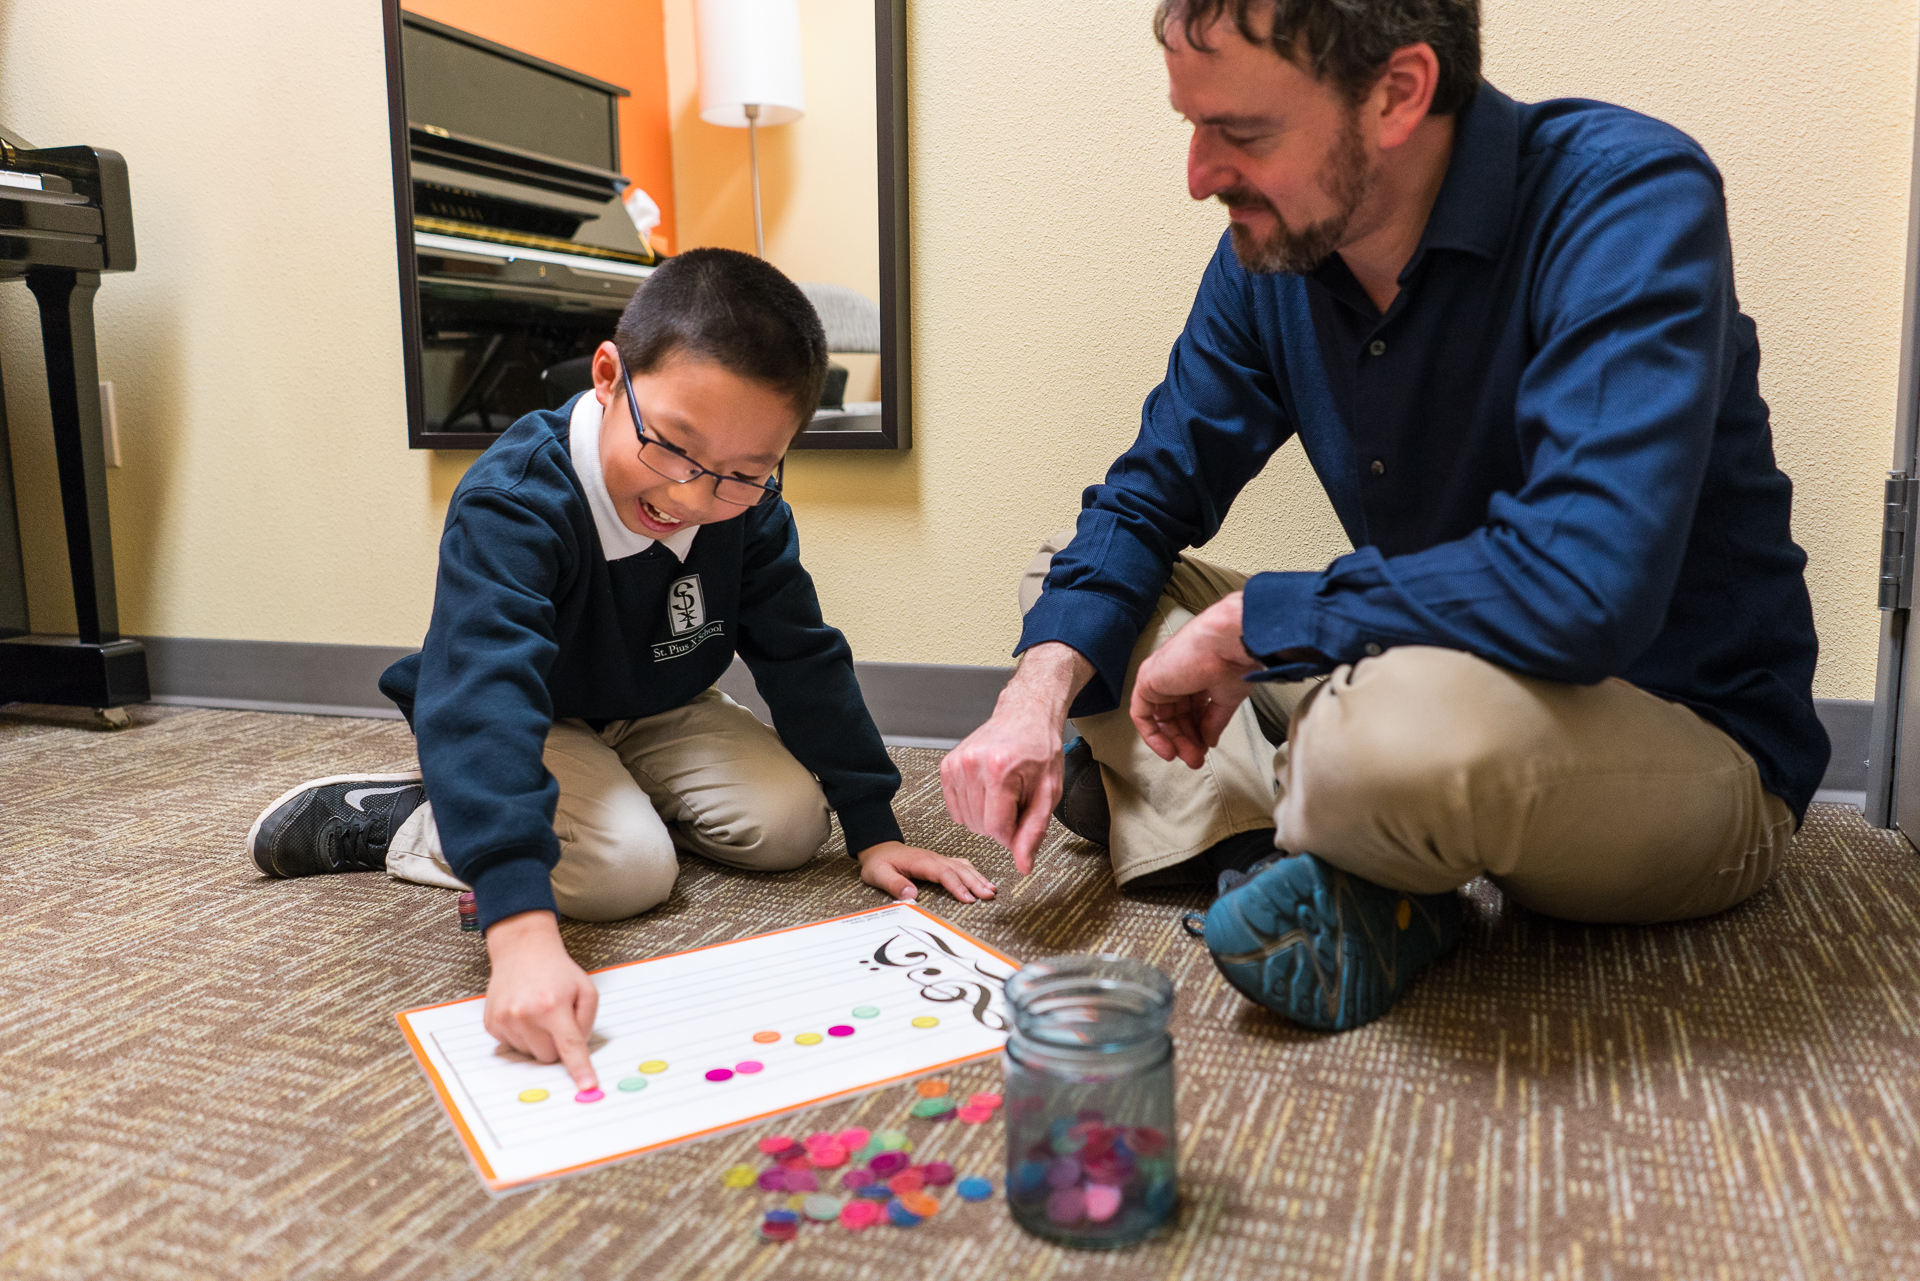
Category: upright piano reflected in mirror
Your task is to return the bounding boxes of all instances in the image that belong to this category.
[383,2,911,452]
[391,11,656,449]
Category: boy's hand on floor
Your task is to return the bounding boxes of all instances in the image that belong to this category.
[483,910,600,1092]
[857,841,997,905]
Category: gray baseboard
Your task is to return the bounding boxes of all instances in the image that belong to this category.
[119,636,1874,792]
[132,635,1008,746]
[1814,697,1871,792]
[141,636,411,719]
[715,659,1008,746]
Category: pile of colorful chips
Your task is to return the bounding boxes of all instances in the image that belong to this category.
[1008,1112,1174,1227]
[739,1079,1006,1240]
[456,892,478,933]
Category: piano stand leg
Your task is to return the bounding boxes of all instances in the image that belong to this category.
[0,268,151,710]
[95,706,131,730]
[26,267,120,645]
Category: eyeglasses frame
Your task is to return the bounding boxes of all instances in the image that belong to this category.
[614,357,784,509]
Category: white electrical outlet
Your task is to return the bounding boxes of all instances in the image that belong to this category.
[99,380,120,468]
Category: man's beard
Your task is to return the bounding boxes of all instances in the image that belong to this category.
[1220,110,1372,275]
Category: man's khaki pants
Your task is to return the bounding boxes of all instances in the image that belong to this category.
[386,687,831,920]
[1023,534,1795,924]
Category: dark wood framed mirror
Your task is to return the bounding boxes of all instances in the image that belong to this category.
[379,0,909,452]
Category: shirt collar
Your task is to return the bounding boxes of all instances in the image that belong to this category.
[1412,80,1518,266]
[567,392,700,564]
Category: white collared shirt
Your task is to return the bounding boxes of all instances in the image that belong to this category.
[567,391,700,564]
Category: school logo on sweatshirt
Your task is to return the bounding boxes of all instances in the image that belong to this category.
[654,573,724,662]
[668,574,706,635]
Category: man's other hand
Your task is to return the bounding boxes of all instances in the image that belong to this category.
[940,642,1093,875]
[1130,592,1262,769]
[483,909,600,1091]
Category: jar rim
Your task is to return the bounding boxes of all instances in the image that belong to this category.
[1004,954,1174,1051]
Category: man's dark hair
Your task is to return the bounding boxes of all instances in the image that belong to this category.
[1155,0,1481,116]
[614,247,828,425]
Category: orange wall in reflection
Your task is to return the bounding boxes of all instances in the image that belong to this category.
[402,0,676,251]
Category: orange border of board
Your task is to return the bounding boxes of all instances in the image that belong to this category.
[394,902,1022,1194]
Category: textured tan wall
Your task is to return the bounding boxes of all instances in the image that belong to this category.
[0,0,444,646]
[1,0,1910,700]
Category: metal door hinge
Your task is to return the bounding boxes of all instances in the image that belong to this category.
[1881,471,1918,609]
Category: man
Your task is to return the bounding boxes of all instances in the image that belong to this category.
[940,0,1827,1031]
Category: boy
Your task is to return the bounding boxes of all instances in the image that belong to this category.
[246,249,992,1090]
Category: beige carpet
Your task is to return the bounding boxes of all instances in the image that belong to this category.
[4,701,1920,1280]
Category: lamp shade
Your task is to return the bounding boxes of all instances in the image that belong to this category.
[695,0,805,129]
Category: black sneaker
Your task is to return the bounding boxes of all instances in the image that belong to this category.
[1052,735,1110,846]
[247,772,427,877]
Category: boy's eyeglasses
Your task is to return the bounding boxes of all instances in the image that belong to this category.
[617,358,782,509]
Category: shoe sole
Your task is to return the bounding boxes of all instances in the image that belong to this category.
[246,771,424,877]
[1208,890,1345,1030]
[1205,861,1463,1032]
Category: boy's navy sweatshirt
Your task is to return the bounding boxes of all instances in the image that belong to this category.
[379,393,903,931]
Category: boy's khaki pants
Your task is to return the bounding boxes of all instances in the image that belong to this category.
[386,687,831,920]
[1023,533,1795,925]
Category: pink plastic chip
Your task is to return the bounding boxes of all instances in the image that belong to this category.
[808,1142,849,1169]
[759,1135,796,1155]
[1084,1183,1123,1223]
[957,1105,993,1124]
[836,1127,871,1149]
[574,1088,604,1103]
[839,1199,882,1230]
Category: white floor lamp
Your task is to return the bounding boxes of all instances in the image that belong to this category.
[695,0,805,258]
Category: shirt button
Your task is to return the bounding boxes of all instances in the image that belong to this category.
[1368,339,1386,356]
[1363,642,1382,657]
[1370,459,1385,476]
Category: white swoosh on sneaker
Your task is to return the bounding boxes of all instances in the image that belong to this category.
[345,784,416,812]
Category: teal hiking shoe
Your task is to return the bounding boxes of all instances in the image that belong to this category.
[1202,853,1463,1031]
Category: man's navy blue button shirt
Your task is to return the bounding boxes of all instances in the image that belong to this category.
[1018,82,1829,820]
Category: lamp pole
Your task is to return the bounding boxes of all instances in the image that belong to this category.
[744,102,764,258]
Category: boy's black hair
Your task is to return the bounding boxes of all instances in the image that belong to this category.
[613,247,829,426]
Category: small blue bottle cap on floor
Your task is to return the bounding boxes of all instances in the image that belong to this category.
[956,1175,993,1202]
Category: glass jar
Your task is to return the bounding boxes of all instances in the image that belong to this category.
[1001,954,1178,1247]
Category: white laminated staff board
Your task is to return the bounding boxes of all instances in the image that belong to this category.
[396,902,1021,1193]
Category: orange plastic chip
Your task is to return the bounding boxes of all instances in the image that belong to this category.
[915,1079,949,1098]
[899,1191,939,1218]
